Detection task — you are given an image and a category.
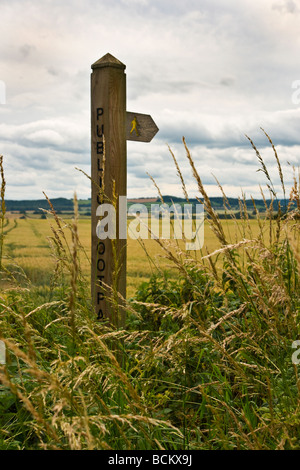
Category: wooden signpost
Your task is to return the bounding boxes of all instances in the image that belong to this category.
[91,53,158,326]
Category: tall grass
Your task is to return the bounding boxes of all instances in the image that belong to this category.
[0,132,299,450]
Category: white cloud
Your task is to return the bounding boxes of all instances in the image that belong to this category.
[25,129,64,146]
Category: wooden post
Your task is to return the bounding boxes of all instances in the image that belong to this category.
[91,53,126,327]
[91,53,158,327]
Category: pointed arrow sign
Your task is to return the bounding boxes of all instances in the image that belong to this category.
[126,112,159,142]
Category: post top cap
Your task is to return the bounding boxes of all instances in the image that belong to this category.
[92,53,126,70]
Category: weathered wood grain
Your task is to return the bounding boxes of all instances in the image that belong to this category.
[91,53,126,327]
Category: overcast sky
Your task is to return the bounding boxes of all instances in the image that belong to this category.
[0,0,300,200]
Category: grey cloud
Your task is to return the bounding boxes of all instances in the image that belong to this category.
[128,77,202,101]
[220,77,235,87]
[19,44,36,58]
[155,107,300,151]
[47,66,59,77]
[128,168,152,179]
[272,0,299,13]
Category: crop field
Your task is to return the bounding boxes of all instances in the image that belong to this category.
[2,215,267,297]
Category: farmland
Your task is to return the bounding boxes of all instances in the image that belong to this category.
[2,214,266,297]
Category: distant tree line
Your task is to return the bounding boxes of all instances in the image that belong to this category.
[4,196,292,215]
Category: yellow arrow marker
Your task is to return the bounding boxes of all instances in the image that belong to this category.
[130,116,139,136]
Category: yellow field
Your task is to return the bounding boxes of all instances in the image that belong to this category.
[2,215,270,297]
